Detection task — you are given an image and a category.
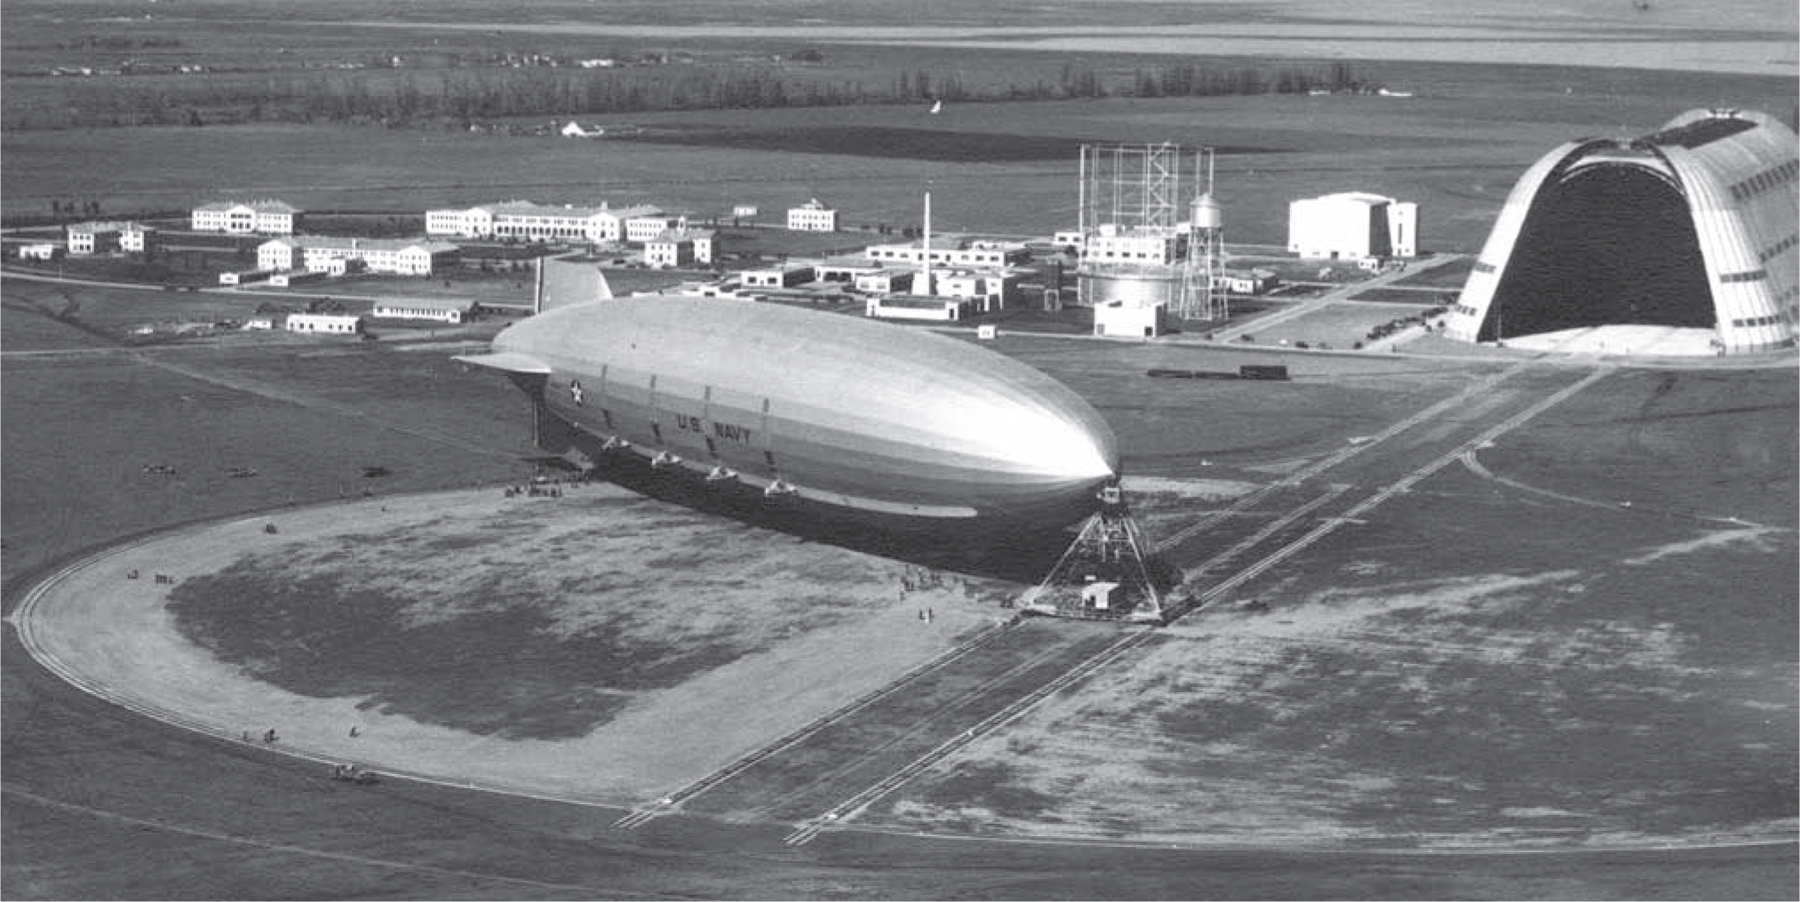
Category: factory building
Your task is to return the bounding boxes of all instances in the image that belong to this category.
[258,236,460,276]
[67,221,154,255]
[1444,108,1798,355]
[787,199,838,232]
[1287,193,1416,260]
[191,200,301,235]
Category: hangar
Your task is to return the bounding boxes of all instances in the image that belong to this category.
[1444,108,1799,355]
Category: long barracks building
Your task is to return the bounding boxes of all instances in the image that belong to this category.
[426,201,673,244]
[1444,108,1799,355]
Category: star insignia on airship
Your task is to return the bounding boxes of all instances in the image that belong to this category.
[569,379,584,405]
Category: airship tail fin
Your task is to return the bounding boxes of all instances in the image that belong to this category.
[594,270,613,300]
[453,351,552,374]
[456,351,571,454]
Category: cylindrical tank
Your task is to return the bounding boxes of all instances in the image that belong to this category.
[1191,192,1223,231]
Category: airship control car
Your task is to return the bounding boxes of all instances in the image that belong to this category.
[458,297,1119,531]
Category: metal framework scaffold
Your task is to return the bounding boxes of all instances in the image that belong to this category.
[1017,486,1169,623]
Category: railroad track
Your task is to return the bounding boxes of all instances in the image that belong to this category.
[782,626,1157,846]
[612,615,1026,829]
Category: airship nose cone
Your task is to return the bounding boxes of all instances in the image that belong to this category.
[962,395,1119,483]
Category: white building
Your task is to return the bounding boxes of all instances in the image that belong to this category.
[371,299,477,324]
[1080,224,1185,267]
[285,313,363,335]
[1093,300,1170,338]
[268,269,328,287]
[937,271,1017,313]
[1287,192,1417,260]
[623,210,679,243]
[191,200,301,235]
[855,269,915,294]
[863,236,1030,269]
[864,294,973,321]
[258,237,460,276]
[739,263,815,289]
[787,199,838,232]
[426,201,665,244]
[218,269,274,286]
[644,227,715,268]
[17,243,63,261]
[67,221,154,255]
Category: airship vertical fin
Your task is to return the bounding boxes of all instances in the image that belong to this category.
[502,371,572,454]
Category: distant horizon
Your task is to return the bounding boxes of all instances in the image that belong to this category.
[318,6,1797,78]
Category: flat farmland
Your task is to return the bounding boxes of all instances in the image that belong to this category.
[6,66,1794,251]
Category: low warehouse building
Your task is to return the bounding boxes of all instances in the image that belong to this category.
[372,299,477,324]
[1093,300,1170,338]
[286,313,363,335]
[1444,108,1798,355]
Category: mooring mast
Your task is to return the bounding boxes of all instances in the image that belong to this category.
[1018,485,1168,623]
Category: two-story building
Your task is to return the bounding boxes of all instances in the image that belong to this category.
[644,227,715,268]
[259,237,460,276]
[67,221,154,255]
[427,201,673,244]
[786,199,838,232]
[191,200,301,234]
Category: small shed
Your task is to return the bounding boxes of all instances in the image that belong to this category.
[1082,581,1122,610]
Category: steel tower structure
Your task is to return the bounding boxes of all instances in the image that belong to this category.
[1176,147,1227,321]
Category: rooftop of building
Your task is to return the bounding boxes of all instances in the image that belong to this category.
[69,220,150,232]
[195,200,300,213]
[1644,111,1761,150]
[265,236,459,252]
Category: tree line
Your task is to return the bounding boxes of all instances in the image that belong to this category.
[11,60,1371,130]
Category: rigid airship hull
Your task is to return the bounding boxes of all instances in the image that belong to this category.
[459,298,1119,530]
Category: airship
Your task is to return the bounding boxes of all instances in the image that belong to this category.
[458,296,1119,531]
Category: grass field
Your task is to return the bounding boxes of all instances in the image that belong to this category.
[5,67,1793,251]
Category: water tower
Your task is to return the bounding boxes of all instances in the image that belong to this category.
[1177,148,1227,321]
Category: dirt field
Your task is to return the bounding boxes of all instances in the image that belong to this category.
[7,286,1794,863]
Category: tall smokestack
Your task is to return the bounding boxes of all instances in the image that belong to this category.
[533,256,544,314]
[922,191,932,297]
